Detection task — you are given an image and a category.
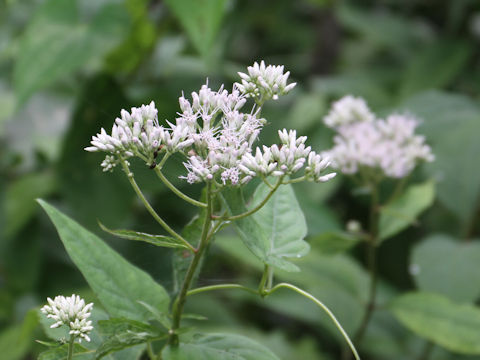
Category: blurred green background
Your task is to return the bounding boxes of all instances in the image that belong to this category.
[1,0,480,359]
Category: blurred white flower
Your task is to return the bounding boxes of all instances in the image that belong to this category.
[323,95,375,128]
[323,97,434,179]
[41,294,94,342]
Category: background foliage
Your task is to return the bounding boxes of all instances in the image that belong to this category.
[1,0,480,359]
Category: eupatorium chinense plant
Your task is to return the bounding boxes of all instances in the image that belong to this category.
[37,62,360,360]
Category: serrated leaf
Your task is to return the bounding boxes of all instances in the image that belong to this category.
[163,0,227,59]
[410,234,480,303]
[38,343,92,360]
[222,184,309,272]
[162,333,280,360]
[310,231,360,254]
[390,292,480,354]
[378,181,435,242]
[98,221,190,250]
[96,318,166,359]
[38,200,170,322]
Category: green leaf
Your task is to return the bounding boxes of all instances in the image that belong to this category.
[96,318,166,359]
[378,181,435,242]
[38,343,92,360]
[4,171,56,238]
[410,234,480,303]
[0,309,38,360]
[399,40,472,98]
[399,91,480,229]
[309,231,360,254]
[98,221,190,250]
[163,0,227,59]
[390,292,480,354]
[14,0,130,103]
[163,333,280,360]
[38,200,170,322]
[222,183,309,272]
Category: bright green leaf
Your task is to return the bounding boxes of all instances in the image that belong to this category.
[411,234,480,303]
[390,292,480,354]
[98,221,190,250]
[378,181,435,242]
[38,200,170,322]
[163,0,227,59]
[222,183,309,272]
[163,333,280,360]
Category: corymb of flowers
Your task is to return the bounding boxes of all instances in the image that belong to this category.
[41,294,94,343]
[322,95,434,179]
[84,61,335,186]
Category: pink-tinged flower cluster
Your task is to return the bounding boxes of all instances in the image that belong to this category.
[85,62,335,186]
[323,96,434,178]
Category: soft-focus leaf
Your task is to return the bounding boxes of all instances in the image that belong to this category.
[96,318,166,359]
[222,183,309,272]
[14,0,130,103]
[410,234,480,303]
[400,91,480,229]
[164,0,227,60]
[38,200,170,322]
[98,221,190,250]
[378,181,435,242]
[390,292,480,354]
[4,171,56,238]
[163,333,280,360]
[399,40,472,98]
[309,231,360,254]
[0,309,38,360]
[38,343,92,360]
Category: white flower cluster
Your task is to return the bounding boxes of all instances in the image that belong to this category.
[235,61,296,101]
[41,294,94,342]
[85,62,335,185]
[323,96,434,178]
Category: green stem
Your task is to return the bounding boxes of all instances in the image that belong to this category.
[153,167,207,208]
[282,176,305,184]
[67,335,74,360]
[258,264,271,295]
[147,342,156,360]
[169,181,214,345]
[187,283,259,297]
[120,159,194,252]
[353,185,379,345]
[268,283,360,360]
[224,176,283,221]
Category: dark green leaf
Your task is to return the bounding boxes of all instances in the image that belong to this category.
[0,309,38,360]
[96,318,166,359]
[38,200,170,322]
[98,221,190,250]
[410,234,480,303]
[390,292,480,354]
[378,181,435,242]
[163,333,280,360]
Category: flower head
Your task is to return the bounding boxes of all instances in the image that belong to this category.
[323,97,434,179]
[236,61,296,101]
[41,294,94,342]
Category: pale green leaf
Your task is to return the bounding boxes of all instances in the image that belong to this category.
[163,333,280,360]
[390,292,480,354]
[310,231,360,254]
[38,200,170,322]
[38,343,92,360]
[410,234,480,303]
[378,181,435,242]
